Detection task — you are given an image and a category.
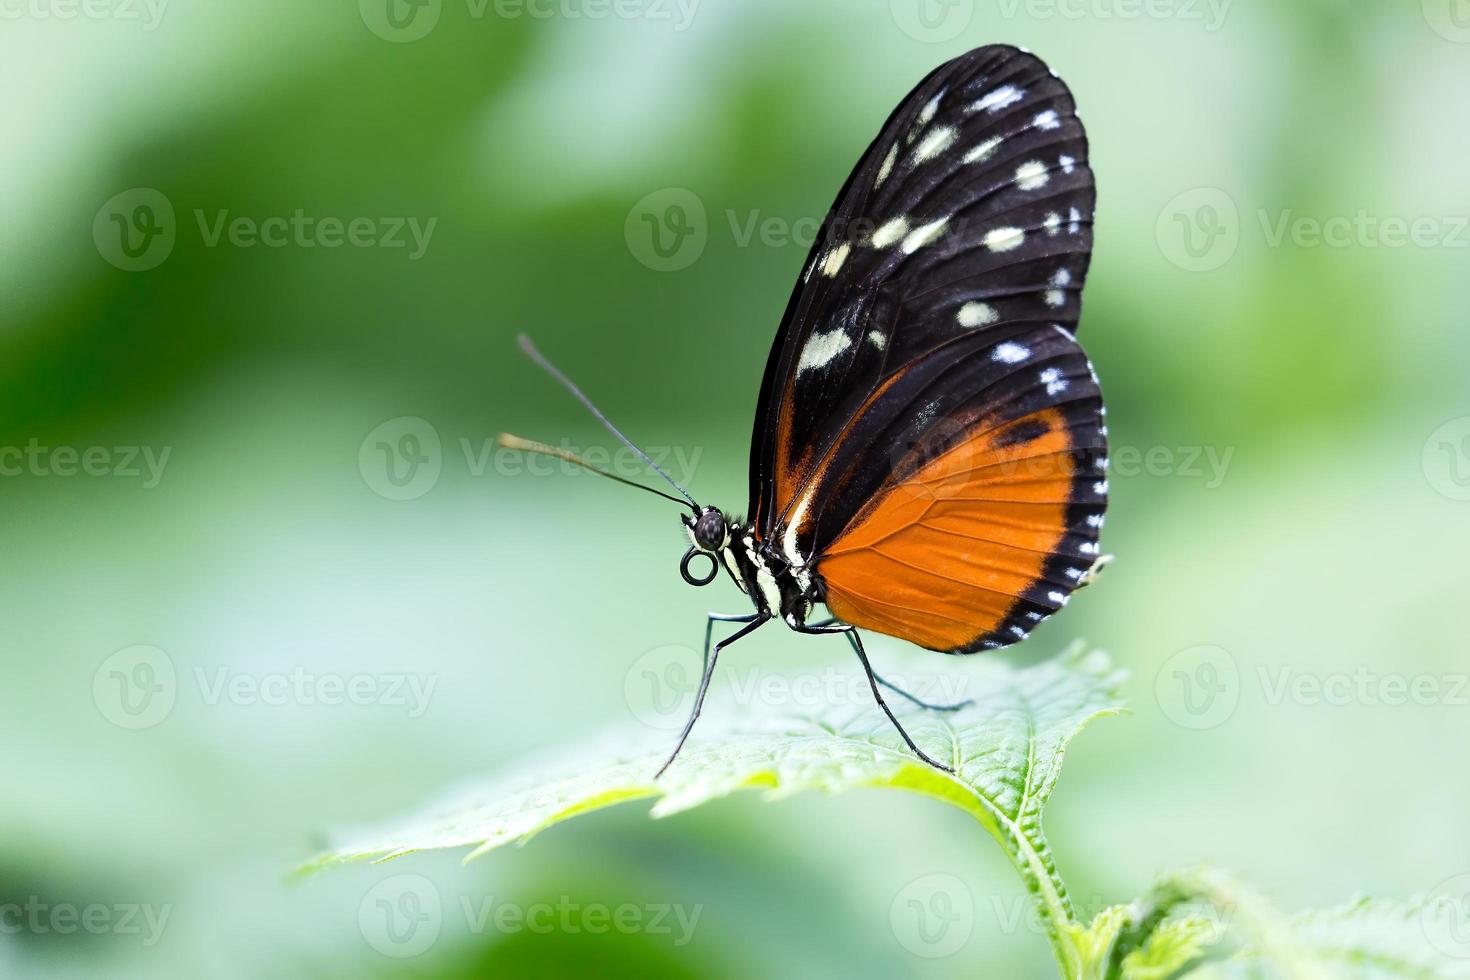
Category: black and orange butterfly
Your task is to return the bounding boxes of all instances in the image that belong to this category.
[504,44,1109,776]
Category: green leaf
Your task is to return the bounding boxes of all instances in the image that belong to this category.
[1125,867,1470,980]
[1063,904,1133,979]
[300,643,1125,970]
[1120,915,1218,980]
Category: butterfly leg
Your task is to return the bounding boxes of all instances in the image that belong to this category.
[655,613,769,779]
[803,618,972,713]
[797,623,956,775]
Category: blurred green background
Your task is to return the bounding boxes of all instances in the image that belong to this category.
[4,0,1470,976]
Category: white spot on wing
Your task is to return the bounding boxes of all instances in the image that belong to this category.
[876,145,898,187]
[985,227,1025,252]
[993,341,1030,363]
[797,328,852,375]
[913,126,956,164]
[1060,154,1076,174]
[868,330,886,350]
[901,216,949,253]
[1015,160,1049,191]
[1032,109,1060,130]
[871,216,910,249]
[918,91,943,126]
[819,243,850,277]
[1040,367,1068,395]
[1048,591,1068,605]
[1044,212,1062,235]
[1045,268,1070,307]
[963,137,1003,164]
[957,302,997,328]
[972,85,1024,114]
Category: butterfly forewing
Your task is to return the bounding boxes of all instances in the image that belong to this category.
[747,45,1106,653]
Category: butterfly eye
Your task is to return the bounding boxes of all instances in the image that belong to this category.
[692,509,726,551]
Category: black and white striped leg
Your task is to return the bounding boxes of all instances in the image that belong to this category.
[797,622,956,774]
[805,618,973,713]
[654,613,768,779]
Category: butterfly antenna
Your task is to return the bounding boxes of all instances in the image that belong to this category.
[516,334,699,511]
[495,433,693,510]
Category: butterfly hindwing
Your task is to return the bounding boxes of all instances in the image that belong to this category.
[746,45,1105,653]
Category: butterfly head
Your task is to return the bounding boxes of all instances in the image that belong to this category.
[678,506,734,587]
[683,505,729,553]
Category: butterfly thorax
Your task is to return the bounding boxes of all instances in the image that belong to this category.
[698,521,816,629]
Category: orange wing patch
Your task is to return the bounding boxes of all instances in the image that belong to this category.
[817,408,1076,653]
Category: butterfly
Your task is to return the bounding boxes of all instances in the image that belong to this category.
[503,44,1108,776]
